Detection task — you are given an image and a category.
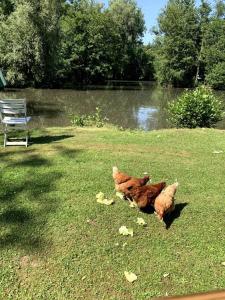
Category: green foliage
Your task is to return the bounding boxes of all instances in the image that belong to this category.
[59,1,112,84]
[0,0,62,87]
[139,44,155,80]
[0,0,14,16]
[168,86,224,128]
[38,0,62,86]
[202,18,225,90]
[205,62,225,90]
[0,3,44,86]
[153,0,225,90]
[59,0,146,84]
[106,0,146,80]
[154,0,199,87]
[71,107,108,127]
[0,0,224,89]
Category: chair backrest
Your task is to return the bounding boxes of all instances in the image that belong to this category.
[0,99,27,121]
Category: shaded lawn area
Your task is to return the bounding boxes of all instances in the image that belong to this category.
[0,127,225,299]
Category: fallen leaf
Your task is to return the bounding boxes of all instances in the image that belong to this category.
[119,226,133,237]
[116,192,124,200]
[163,273,170,278]
[97,198,114,205]
[221,262,225,266]
[124,271,137,283]
[81,276,86,281]
[136,217,147,226]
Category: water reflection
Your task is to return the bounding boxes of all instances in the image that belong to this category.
[0,82,224,131]
[136,107,158,130]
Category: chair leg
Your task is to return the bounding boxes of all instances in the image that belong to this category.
[26,130,29,147]
[3,126,7,147]
[4,132,6,147]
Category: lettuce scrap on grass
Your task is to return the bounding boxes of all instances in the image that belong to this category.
[124,271,137,283]
[119,226,133,237]
[116,192,124,200]
[136,217,147,226]
[96,192,114,205]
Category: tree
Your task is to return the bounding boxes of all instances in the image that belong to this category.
[0,0,14,17]
[0,0,62,87]
[38,0,63,86]
[106,0,146,80]
[202,17,225,89]
[154,0,199,87]
[0,2,44,86]
[215,0,225,18]
[59,0,115,84]
[140,44,155,80]
[194,0,211,85]
[59,0,146,84]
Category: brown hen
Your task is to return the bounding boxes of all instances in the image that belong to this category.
[112,166,150,194]
[125,182,166,209]
[154,182,178,220]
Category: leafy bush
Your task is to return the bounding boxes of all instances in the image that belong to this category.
[168,86,223,128]
[71,107,108,128]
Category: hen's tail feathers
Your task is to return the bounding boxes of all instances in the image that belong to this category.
[112,166,118,176]
[140,176,150,185]
[174,182,179,188]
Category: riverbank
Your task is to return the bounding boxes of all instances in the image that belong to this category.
[0,127,225,299]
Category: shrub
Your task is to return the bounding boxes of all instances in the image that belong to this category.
[71,107,108,128]
[71,115,86,127]
[168,86,223,128]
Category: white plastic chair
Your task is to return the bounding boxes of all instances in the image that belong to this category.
[0,99,31,147]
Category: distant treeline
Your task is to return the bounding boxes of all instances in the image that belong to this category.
[0,0,224,89]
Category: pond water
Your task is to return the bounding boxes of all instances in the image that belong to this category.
[0,82,225,131]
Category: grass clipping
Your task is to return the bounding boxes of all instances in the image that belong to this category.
[96,192,114,205]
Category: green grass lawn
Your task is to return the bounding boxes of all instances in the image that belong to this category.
[0,127,225,299]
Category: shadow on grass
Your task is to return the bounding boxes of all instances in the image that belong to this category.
[139,202,188,229]
[0,170,62,251]
[164,202,188,229]
[14,155,51,167]
[30,134,74,145]
[0,141,82,252]
[140,205,155,214]
[0,208,31,223]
